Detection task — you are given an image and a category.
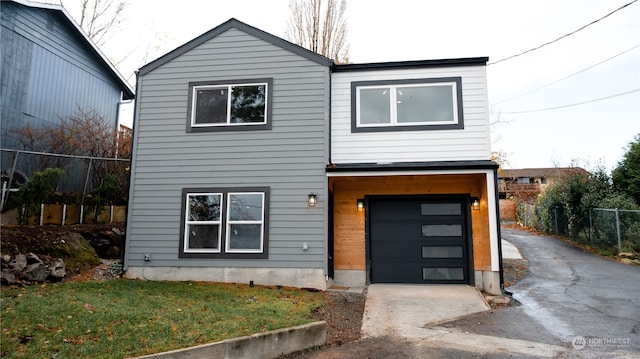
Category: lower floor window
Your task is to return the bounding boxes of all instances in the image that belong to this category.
[180,187,269,259]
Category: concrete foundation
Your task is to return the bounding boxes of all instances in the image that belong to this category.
[332,269,501,295]
[332,269,366,288]
[474,270,501,295]
[125,266,327,290]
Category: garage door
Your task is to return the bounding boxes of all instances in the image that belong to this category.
[369,198,471,284]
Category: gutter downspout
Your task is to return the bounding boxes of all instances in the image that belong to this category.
[324,61,334,281]
[493,166,507,295]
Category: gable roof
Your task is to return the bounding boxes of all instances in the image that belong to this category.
[3,0,135,100]
[138,18,334,76]
[499,167,590,179]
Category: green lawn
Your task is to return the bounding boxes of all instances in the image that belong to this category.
[0,279,324,358]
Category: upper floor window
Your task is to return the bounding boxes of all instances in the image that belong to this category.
[351,77,464,132]
[187,79,273,132]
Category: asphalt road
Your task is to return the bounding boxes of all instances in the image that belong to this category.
[499,228,640,356]
[289,228,640,358]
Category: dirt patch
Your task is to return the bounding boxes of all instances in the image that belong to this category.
[503,258,530,288]
[310,291,365,346]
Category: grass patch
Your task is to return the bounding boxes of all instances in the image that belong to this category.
[0,279,323,358]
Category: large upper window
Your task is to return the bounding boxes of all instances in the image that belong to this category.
[351,77,464,132]
[180,187,269,259]
[187,79,273,132]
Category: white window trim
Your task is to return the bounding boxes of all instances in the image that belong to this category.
[184,192,223,253]
[356,81,459,128]
[225,192,265,253]
[190,82,268,127]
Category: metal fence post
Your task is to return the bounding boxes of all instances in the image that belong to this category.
[589,208,593,245]
[554,206,559,235]
[1,151,20,211]
[615,208,621,251]
[82,158,93,204]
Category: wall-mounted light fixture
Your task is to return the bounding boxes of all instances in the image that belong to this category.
[356,199,364,212]
[308,193,318,207]
[471,197,480,210]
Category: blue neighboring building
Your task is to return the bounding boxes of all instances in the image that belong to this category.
[1,0,134,188]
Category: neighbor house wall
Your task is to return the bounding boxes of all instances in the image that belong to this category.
[330,65,491,164]
[124,27,330,288]
[1,2,124,149]
[1,1,131,193]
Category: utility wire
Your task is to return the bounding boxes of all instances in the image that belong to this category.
[489,0,638,65]
[501,88,640,114]
[495,43,640,104]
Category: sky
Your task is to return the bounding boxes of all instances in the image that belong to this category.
[62,0,640,171]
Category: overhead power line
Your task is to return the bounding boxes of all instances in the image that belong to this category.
[501,88,640,114]
[489,0,638,65]
[495,43,640,104]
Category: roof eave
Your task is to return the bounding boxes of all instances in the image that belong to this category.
[331,57,489,73]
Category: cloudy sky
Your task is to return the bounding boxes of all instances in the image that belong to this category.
[64,0,640,171]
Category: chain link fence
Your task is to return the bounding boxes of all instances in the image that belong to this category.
[516,203,640,252]
[1,148,130,212]
[590,208,640,251]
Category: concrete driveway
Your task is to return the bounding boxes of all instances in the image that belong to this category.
[361,284,489,338]
[290,229,640,358]
[358,238,521,339]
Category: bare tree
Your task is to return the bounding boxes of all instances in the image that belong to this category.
[59,0,127,46]
[491,150,509,170]
[286,0,350,63]
[10,106,130,192]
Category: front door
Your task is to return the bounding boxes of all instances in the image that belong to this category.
[369,197,471,284]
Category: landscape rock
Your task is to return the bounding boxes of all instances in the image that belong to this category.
[24,262,49,281]
[620,258,640,265]
[26,252,43,264]
[0,252,67,283]
[9,254,27,272]
[1,254,10,265]
[618,252,637,259]
[48,258,66,280]
[1,269,16,284]
[112,227,124,236]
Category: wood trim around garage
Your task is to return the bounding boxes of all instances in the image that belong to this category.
[329,173,492,274]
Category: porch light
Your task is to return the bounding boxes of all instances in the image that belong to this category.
[472,198,480,210]
[308,193,318,207]
[357,199,364,212]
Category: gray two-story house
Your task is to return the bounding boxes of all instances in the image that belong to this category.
[124,18,503,295]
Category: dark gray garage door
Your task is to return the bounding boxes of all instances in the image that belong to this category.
[369,198,471,284]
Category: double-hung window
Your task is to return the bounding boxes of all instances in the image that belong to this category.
[180,187,269,259]
[352,77,464,132]
[187,78,273,132]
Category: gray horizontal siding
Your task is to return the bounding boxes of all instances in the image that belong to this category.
[126,27,329,270]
